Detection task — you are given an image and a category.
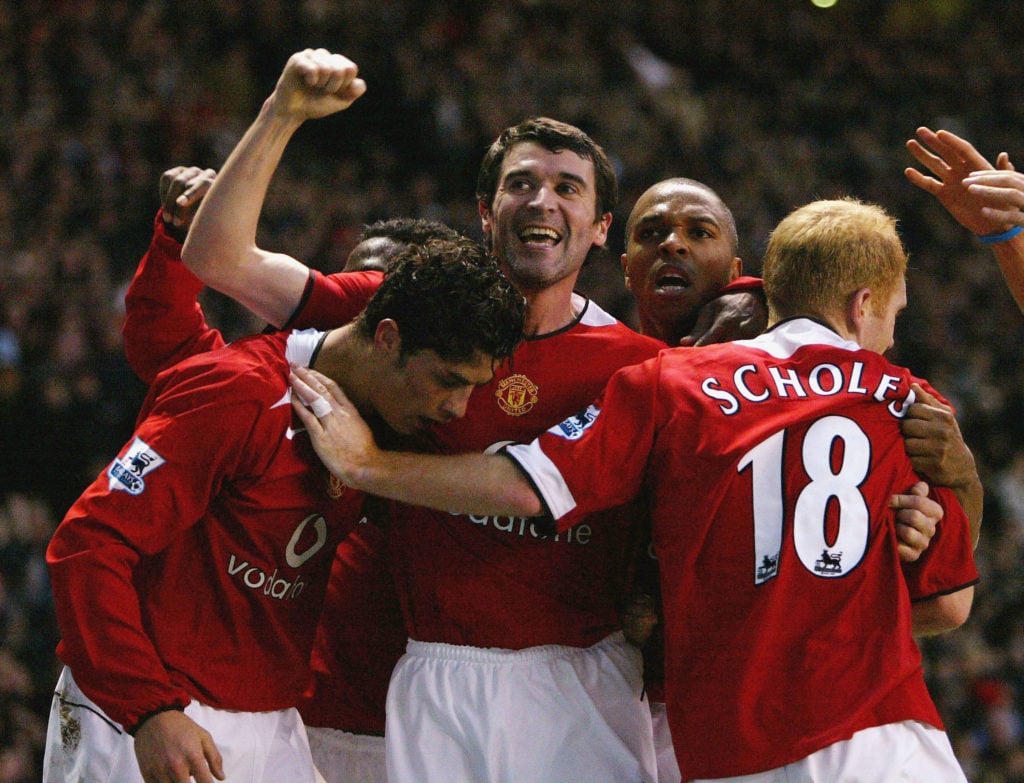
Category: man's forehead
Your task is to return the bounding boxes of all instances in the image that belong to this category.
[500,142,595,181]
[436,352,498,384]
[634,184,724,225]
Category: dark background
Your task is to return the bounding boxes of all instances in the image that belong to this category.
[1,1,1023,779]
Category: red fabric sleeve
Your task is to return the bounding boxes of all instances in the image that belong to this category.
[46,365,267,730]
[285,270,383,330]
[122,210,226,384]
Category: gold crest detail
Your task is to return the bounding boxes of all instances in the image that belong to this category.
[495,374,539,416]
[327,473,347,499]
[59,700,81,752]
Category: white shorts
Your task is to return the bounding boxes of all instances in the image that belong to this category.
[43,666,317,783]
[690,720,967,783]
[385,631,657,783]
[306,725,386,783]
[650,700,682,783]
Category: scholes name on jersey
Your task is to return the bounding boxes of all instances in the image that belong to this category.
[700,360,915,418]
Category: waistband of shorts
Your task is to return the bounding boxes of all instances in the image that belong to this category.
[305,725,386,745]
[404,631,627,664]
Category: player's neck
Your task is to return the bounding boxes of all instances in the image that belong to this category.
[638,313,679,347]
[309,326,374,414]
[520,279,581,337]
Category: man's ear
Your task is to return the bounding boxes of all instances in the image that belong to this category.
[373,319,402,356]
[479,199,492,235]
[846,287,873,337]
[729,256,743,281]
[592,212,612,248]
[621,253,633,291]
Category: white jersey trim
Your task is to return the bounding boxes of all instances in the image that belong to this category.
[739,318,863,359]
[505,440,577,520]
[574,293,621,327]
[285,329,326,368]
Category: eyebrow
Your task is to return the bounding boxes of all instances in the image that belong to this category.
[502,167,590,190]
[439,367,493,387]
[633,212,721,232]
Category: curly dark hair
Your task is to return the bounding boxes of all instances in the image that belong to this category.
[475,117,618,221]
[345,218,466,273]
[356,236,524,363]
[360,217,464,246]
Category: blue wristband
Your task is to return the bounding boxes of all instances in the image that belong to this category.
[977,225,1024,244]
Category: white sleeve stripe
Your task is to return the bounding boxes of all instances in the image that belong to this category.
[504,442,577,520]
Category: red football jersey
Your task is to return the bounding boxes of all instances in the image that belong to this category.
[297,281,664,648]
[122,213,226,384]
[297,515,403,735]
[47,330,365,732]
[120,219,398,732]
[506,318,978,778]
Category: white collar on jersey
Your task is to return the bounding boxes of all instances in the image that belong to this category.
[738,317,863,360]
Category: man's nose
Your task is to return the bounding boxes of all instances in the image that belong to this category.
[440,386,474,420]
[659,228,687,255]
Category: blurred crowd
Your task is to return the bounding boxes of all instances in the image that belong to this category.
[1,1,1023,780]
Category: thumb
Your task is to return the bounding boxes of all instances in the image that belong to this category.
[909,382,952,413]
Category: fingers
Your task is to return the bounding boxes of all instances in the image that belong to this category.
[201,733,226,781]
[287,48,367,106]
[907,382,951,414]
[903,164,942,195]
[890,481,940,563]
[289,366,357,428]
[159,166,217,233]
[905,127,995,186]
[963,170,1024,220]
[288,369,334,428]
[905,138,948,184]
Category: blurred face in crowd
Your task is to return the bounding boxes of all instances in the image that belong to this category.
[480,141,611,295]
[623,180,741,344]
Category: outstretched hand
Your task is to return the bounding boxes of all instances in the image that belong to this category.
[289,364,378,485]
[904,126,1017,235]
[269,48,367,122]
[963,166,1024,230]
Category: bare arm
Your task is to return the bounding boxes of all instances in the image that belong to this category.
[901,383,983,548]
[289,365,543,516]
[182,49,366,327]
[912,586,974,637]
[905,126,1024,312]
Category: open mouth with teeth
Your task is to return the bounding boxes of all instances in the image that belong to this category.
[518,226,562,246]
[654,268,692,293]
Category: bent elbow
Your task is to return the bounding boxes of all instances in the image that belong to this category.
[945,586,974,629]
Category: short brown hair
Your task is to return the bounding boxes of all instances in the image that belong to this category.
[475,117,617,222]
[762,198,907,323]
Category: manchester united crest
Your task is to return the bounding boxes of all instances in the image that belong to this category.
[326,473,347,499]
[495,374,539,416]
